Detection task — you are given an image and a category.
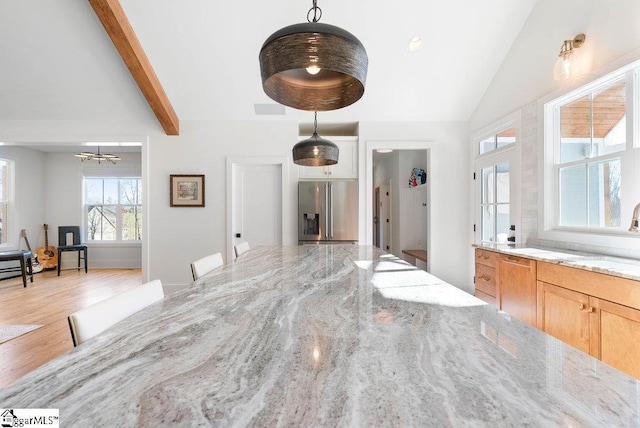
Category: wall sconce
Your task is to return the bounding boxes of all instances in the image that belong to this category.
[554,33,586,81]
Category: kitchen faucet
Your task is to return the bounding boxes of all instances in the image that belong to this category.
[630,202,640,232]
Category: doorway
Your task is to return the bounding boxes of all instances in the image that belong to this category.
[366,142,431,270]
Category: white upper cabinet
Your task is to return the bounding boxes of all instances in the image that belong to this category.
[298,138,358,180]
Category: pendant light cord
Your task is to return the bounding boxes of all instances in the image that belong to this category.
[313,111,318,135]
[307,0,322,23]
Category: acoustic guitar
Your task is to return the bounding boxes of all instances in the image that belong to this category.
[36,224,58,270]
[20,229,44,273]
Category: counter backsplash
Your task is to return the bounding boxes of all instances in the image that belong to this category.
[527,238,640,261]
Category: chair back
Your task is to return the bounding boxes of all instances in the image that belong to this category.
[68,279,164,346]
[59,226,81,246]
[234,242,250,257]
[191,253,224,281]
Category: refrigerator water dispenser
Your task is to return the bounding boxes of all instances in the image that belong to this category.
[303,213,320,235]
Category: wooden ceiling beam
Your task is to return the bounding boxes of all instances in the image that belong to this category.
[88,0,179,135]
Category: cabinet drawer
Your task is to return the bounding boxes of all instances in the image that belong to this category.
[475,249,498,268]
[475,289,497,307]
[500,254,535,268]
[538,262,640,311]
[475,263,496,297]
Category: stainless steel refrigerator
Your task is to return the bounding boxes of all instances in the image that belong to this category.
[298,181,358,243]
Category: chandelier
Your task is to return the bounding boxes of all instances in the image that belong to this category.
[74,146,121,164]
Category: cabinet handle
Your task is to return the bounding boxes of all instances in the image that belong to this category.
[582,306,595,313]
[479,274,491,281]
[579,303,586,310]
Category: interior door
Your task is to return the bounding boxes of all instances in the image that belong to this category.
[231,164,282,257]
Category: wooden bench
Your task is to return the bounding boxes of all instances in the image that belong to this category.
[0,250,34,287]
[402,249,428,270]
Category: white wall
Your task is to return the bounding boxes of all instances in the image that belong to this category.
[470,0,640,131]
[0,146,45,251]
[470,0,640,259]
[147,120,300,288]
[0,146,142,276]
[0,118,471,292]
[45,152,143,270]
[1,148,143,270]
[397,150,428,258]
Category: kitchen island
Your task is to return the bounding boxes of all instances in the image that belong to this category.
[1,245,639,426]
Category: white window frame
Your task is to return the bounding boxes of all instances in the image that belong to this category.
[541,59,640,250]
[84,177,142,243]
[472,112,522,244]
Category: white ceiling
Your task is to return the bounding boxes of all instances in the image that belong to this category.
[0,0,538,128]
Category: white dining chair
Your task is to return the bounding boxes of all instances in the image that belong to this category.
[234,242,250,258]
[68,279,164,346]
[190,252,224,281]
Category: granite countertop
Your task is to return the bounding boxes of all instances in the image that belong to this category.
[476,243,640,281]
[1,245,639,426]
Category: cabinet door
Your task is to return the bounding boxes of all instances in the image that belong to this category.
[329,140,357,179]
[537,281,590,354]
[298,165,331,179]
[498,255,536,326]
[591,298,640,379]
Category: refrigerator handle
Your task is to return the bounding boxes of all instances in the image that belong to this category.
[325,183,329,238]
[330,183,334,238]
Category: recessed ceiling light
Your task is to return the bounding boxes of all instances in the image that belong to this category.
[408,36,423,53]
[376,149,393,154]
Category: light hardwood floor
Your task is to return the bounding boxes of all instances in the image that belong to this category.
[0,268,142,387]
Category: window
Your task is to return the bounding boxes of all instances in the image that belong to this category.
[0,159,12,246]
[473,120,519,244]
[481,162,511,243]
[545,61,639,238]
[479,127,516,155]
[85,178,142,241]
[556,79,625,228]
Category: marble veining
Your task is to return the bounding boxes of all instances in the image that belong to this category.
[477,243,640,281]
[1,245,640,426]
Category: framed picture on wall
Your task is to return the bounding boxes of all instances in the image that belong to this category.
[170,174,205,207]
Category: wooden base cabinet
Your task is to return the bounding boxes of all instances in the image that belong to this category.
[498,255,537,327]
[593,298,640,379]
[537,282,591,354]
[538,262,640,379]
[474,249,498,307]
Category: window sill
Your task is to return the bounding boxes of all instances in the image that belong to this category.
[86,241,142,247]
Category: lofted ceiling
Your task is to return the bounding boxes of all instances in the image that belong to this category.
[0,0,538,129]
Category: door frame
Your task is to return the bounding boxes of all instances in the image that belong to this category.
[226,156,290,261]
